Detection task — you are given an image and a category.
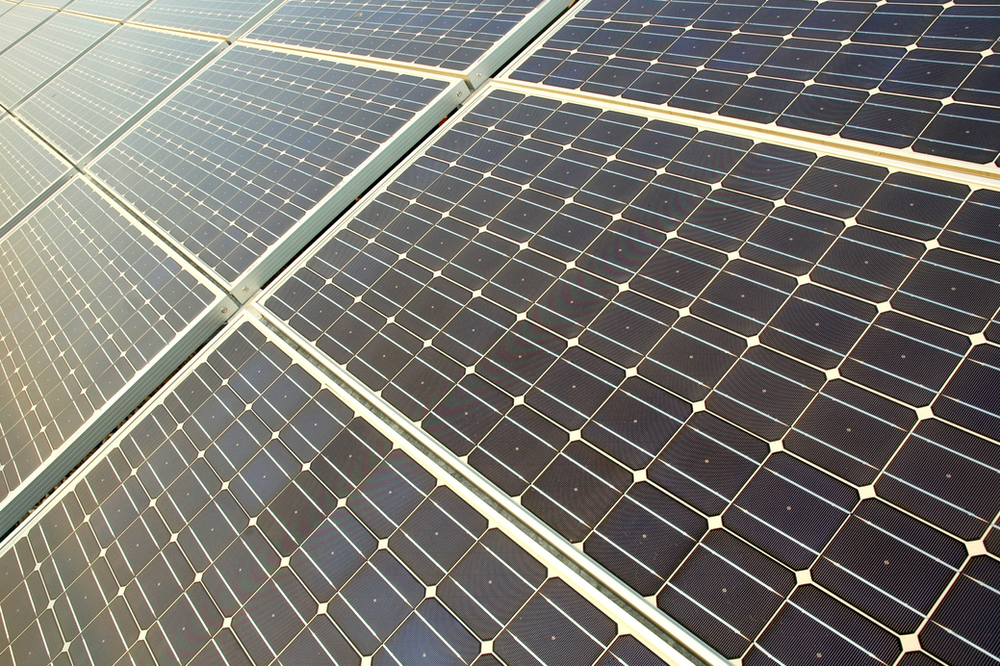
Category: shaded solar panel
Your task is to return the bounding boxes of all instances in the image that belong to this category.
[0,176,231,538]
[0,114,71,235]
[129,0,282,39]
[246,0,569,86]
[0,11,115,110]
[0,316,676,666]
[64,0,153,22]
[90,44,463,298]
[261,85,1000,665]
[0,4,53,55]
[505,0,1000,167]
[17,25,222,164]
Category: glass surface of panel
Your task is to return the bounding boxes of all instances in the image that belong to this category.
[0,4,54,56]
[0,318,676,666]
[0,12,115,110]
[0,115,70,232]
[262,86,1000,665]
[17,25,220,163]
[128,0,279,38]
[506,0,1000,167]
[90,44,457,291]
[0,176,228,535]
[64,0,151,20]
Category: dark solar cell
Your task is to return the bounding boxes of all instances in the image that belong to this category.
[915,103,1000,164]
[842,92,941,148]
[523,440,632,542]
[725,453,857,569]
[858,172,968,241]
[761,284,877,370]
[649,411,768,515]
[692,260,796,336]
[922,557,1000,666]
[91,45,452,286]
[813,226,924,302]
[662,529,795,658]
[939,188,1000,262]
[709,346,826,442]
[785,380,916,485]
[935,344,1000,441]
[842,312,969,406]
[814,499,965,633]
[586,481,706,595]
[639,316,745,402]
[745,586,902,666]
[494,579,618,666]
[894,249,1000,333]
[877,418,1000,540]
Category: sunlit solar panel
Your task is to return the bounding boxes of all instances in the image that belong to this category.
[64,0,150,20]
[129,0,282,39]
[0,11,115,110]
[0,315,682,666]
[0,4,54,56]
[17,24,222,164]
[90,43,464,297]
[0,175,232,537]
[0,114,71,235]
[505,0,1000,166]
[260,83,1000,666]
[246,0,569,86]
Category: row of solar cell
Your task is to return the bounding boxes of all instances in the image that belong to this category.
[0,319,675,666]
[261,86,1000,665]
[507,0,1000,165]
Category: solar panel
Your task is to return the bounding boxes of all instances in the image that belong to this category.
[0,11,115,111]
[89,43,465,299]
[245,0,570,87]
[0,175,232,539]
[0,314,683,666]
[0,114,71,236]
[0,3,14,20]
[504,0,1000,167]
[0,4,53,56]
[16,25,223,164]
[32,0,74,9]
[64,0,153,21]
[260,83,1000,666]
[129,0,283,39]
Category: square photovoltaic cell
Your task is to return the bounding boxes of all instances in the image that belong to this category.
[246,0,566,84]
[506,0,1000,167]
[262,85,1000,666]
[0,176,229,537]
[90,44,459,294]
[0,317,673,666]
[128,0,280,39]
[0,115,71,234]
[17,25,221,164]
[63,0,150,20]
[0,12,116,110]
[0,4,53,55]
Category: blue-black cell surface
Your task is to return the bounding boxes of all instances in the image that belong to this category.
[510,0,1000,166]
[265,88,1000,664]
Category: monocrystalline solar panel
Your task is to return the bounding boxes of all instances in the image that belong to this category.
[0,176,232,543]
[0,11,115,110]
[0,4,53,55]
[0,114,71,235]
[0,315,680,666]
[260,84,1000,666]
[245,0,569,87]
[128,0,282,39]
[64,0,150,21]
[89,43,465,298]
[16,25,222,164]
[504,0,1000,167]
